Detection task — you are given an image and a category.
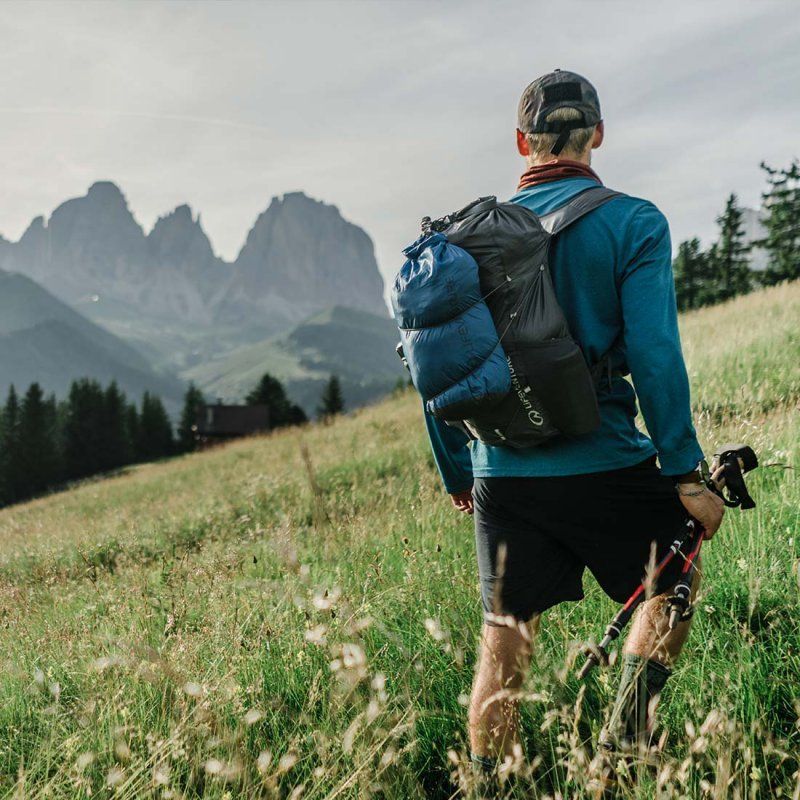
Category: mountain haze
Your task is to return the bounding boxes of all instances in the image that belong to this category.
[0,269,184,410]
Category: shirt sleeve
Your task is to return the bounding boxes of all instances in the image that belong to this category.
[619,204,704,476]
[423,406,474,493]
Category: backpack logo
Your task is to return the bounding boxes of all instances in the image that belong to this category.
[507,357,544,427]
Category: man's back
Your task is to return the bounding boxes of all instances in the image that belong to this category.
[426,175,703,484]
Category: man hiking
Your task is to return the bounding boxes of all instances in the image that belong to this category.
[421,70,725,777]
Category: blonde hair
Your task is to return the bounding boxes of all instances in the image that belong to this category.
[524,107,596,163]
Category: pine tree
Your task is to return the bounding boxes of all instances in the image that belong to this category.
[46,392,65,484]
[714,193,752,302]
[124,402,140,462]
[137,392,174,461]
[673,238,708,311]
[318,375,344,419]
[63,378,106,480]
[18,382,60,499]
[100,381,129,472]
[0,386,22,505]
[759,160,800,285]
[0,399,6,506]
[178,383,205,452]
[703,242,722,306]
[246,373,307,428]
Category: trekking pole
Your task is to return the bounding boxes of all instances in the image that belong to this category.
[576,520,697,680]
[577,443,759,680]
[664,522,705,630]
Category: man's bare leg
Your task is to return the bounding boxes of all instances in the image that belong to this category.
[624,564,700,663]
[468,616,539,761]
[604,567,701,749]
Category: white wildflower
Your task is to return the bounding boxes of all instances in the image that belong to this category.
[76,752,95,770]
[278,752,298,772]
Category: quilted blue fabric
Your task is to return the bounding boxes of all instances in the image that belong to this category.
[391,232,511,419]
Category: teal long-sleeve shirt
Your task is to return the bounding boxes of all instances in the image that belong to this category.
[424,177,703,493]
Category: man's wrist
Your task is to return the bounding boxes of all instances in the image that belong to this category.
[672,458,709,486]
[674,468,703,485]
[676,483,706,497]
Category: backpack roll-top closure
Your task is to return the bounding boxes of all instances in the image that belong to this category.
[445,204,551,295]
[427,196,499,233]
[450,195,498,221]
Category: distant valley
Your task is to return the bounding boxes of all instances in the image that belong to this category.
[185,306,405,413]
[0,182,402,415]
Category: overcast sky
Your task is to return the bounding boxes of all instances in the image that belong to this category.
[1,0,798,295]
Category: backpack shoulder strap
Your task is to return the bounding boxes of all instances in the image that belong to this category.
[539,186,622,236]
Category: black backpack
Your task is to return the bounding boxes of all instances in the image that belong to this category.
[424,185,621,448]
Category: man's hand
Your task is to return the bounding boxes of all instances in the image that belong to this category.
[450,488,474,515]
[678,484,725,539]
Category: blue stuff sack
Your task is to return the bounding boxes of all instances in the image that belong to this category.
[391,232,511,420]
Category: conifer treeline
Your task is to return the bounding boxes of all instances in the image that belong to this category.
[0,370,345,509]
[674,160,800,311]
[0,379,175,507]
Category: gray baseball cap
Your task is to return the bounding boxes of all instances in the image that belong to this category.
[517,69,602,155]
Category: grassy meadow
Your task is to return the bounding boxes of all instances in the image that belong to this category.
[1,283,799,799]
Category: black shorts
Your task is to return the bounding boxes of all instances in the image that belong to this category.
[473,456,690,624]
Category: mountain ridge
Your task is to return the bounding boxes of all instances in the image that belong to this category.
[0,182,387,338]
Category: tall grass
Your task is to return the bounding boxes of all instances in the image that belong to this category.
[1,283,799,799]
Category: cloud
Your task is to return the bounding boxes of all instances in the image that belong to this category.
[0,0,797,288]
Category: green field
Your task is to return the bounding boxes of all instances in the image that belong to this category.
[1,283,799,799]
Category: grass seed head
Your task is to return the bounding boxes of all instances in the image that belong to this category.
[183,681,203,698]
[106,766,125,787]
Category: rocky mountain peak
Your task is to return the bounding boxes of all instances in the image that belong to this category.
[86,180,128,204]
[229,191,386,320]
[171,203,194,222]
[0,182,388,336]
[277,190,328,208]
[48,180,145,250]
[19,215,46,243]
[147,204,219,274]
[11,216,49,269]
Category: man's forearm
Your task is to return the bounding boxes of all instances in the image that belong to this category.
[423,407,473,493]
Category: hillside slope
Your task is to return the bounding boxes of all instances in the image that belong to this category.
[0,320,183,407]
[183,305,404,412]
[0,283,798,799]
[0,270,184,409]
